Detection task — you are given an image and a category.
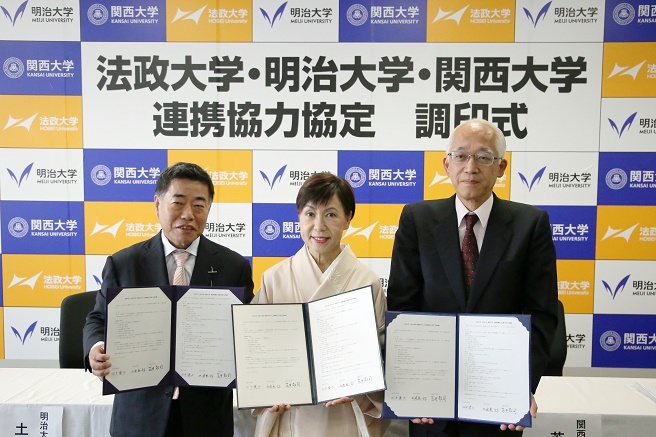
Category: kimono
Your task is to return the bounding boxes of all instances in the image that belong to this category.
[251,244,388,437]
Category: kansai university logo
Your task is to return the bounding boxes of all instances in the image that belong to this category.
[1,0,28,26]
[4,113,37,132]
[12,321,38,345]
[608,112,637,138]
[171,6,206,24]
[343,222,378,240]
[432,6,467,24]
[260,2,287,27]
[6,162,33,187]
[601,224,638,241]
[518,166,546,191]
[523,1,551,28]
[602,274,630,299]
[260,165,287,190]
[608,61,646,80]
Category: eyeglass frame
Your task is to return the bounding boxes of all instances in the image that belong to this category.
[446,152,503,166]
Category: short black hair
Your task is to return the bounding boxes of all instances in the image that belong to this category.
[155,162,214,200]
[296,172,356,220]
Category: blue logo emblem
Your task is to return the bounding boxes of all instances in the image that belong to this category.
[259,219,280,240]
[6,162,33,187]
[613,3,635,25]
[260,2,287,27]
[608,112,637,138]
[87,3,109,25]
[523,1,551,28]
[11,321,38,345]
[90,165,111,186]
[602,275,630,299]
[1,0,28,26]
[346,4,368,26]
[260,165,287,190]
[3,57,24,79]
[92,275,103,288]
[605,168,627,190]
[518,166,546,191]
[8,217,29,238]
[599,330,622,352]
[345,166,366,188]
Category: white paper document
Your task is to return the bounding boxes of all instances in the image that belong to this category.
[384,312,532,427]
[232,285,385,409]
[104,285,244,394]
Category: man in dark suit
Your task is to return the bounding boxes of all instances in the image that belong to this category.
[387,119,558,437]
[83,162,254,437]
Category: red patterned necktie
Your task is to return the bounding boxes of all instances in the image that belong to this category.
[462,214,479,300]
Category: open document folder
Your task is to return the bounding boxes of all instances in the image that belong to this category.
[383,312,532,427]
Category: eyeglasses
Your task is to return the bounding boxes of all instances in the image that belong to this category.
[447,152,502,166]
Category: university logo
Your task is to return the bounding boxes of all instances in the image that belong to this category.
[87,3,108,25]
[343,222,378,240]
[344,166,366,188]
[1,0,28,26]
[4,113,37,132]
[89,220,124,237]
[92,275,103,288]
[90,165,111,186]
[3,57,24,79]
[6,162,33,187]
[612,2,635,25]
[601,224,638,242]
[8,217,29,238]
[602,274,630,299]
[523,1,551,28]
[346,4,368,26]
[608,61,645,80]
[260,165,287,190]
[259,219,280,240]
[432,6,467,24]
[429,170,450,186]
[8,272,42,289]
[260,2,287,27]
[171,6,207,24]
[11,321,38,345]
[608,113,637,138]
[605,168,628,190]
[599,330,622,352]
[518,166,546,191]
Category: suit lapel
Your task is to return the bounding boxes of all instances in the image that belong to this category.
[467,196,512,310]
[139,233,169,284]
[433,199,468,310]
[190,236,218,286]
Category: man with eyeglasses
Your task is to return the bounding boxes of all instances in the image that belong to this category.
[388,119,558,437]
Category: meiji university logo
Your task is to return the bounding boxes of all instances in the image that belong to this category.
[605,168,628,190]
[599,330,622,352]
[601,224,638,242]
[602,275,631,299]
[89,220,124,238]
[8,272,42,290]
[432,6,467,24]
[345,166,366,188]
[1,0,28,26]
[608,60,645,80]
[260,1,287,27]
[613,2,635,25]
[259,219,281,240]
[608,113,637,138]
[8,217,29,238]
[6,162,33,187]
[518,166,546,191]
[343,222,378,240]
[90,165,111,186]
[87,3,109,25]
[171,6,207,24]
[523,1,551,28]
[11,321,37,345]
[4,113,37,132]
[260,165,287,190]
[3,57,24,79]
[346,4,367,26]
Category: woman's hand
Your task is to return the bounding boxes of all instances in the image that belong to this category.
[267,403,291,413]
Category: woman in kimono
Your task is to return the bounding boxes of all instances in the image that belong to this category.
[251,172,388,437]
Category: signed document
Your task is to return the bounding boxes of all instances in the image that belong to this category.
[232,285,385,409]
[103,285,245,395]
[383,312,532,427]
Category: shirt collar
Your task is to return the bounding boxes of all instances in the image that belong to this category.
[455,194,494,229]
[161,233,200,258]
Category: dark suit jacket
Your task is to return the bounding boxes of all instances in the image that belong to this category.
[83,233,254,437]
[387,194,558,436]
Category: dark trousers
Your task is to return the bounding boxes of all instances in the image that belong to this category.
[164,400,184,437]
[409,420,524,437]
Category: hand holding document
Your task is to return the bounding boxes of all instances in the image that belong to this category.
[232,285,385,409]
[383,312,532,427]
[103,285,245,395]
